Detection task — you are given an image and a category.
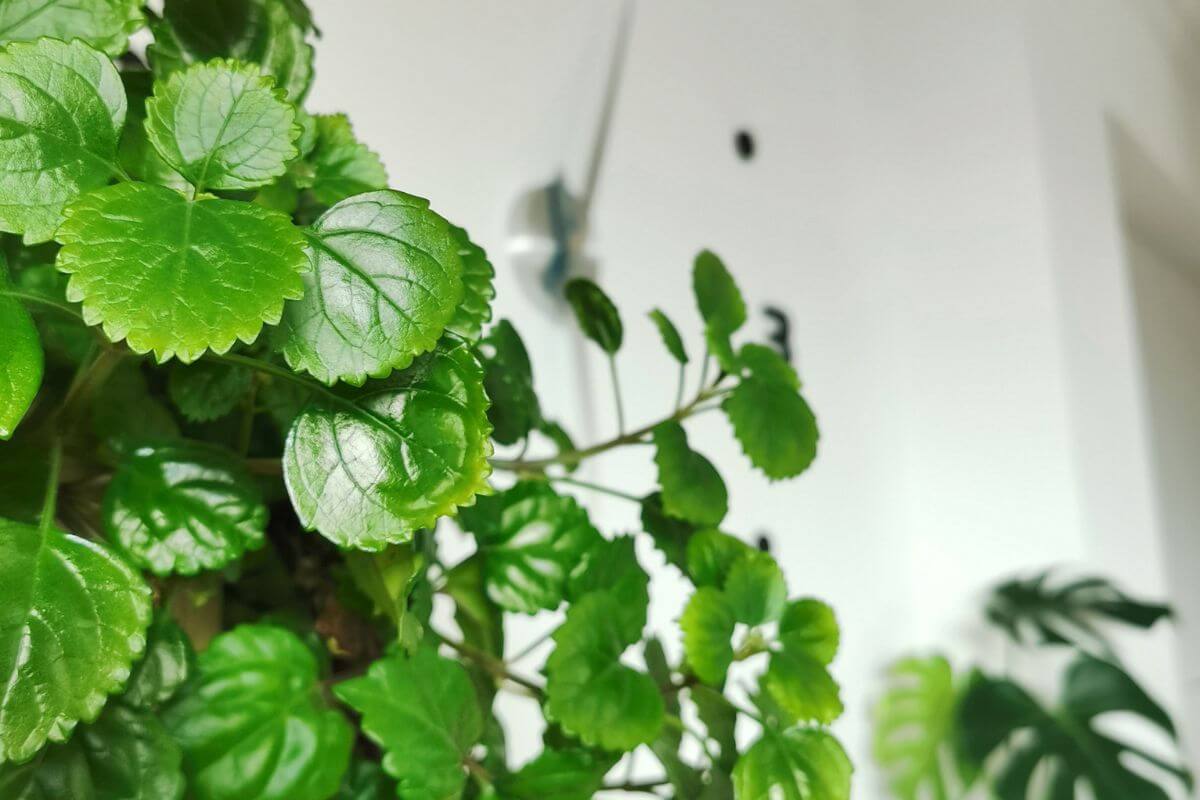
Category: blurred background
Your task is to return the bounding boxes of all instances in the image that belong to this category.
[304,2,1200,794]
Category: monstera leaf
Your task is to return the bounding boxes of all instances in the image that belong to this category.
[958,656,1192,800]
[985,571,1171,656]
[164,624,352,800]
[733,727,852,800]
[874,656,975,800]
[283,343,493,550]
[0,518,152,764]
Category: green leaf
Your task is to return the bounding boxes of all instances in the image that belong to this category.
[480,319,540,445]
[167,360,254,422]
[0,38,125,243]
[91,360,180,451]
[564,278,622,354]
[343,545,421,629]
[648,308,688,363]
[336,760,395,800]
[121,614,192,710]
[874,655,973,800]
[640,491,695,571]
[0,276,42,440]
[445,225,495,343]
[335,648,483,800]
[760,645,843,726]
[681,587,736,684]
[164,624,353,800]
[0,518,152,764]
[692,684,739,772]
[118,70,190,191]
[566,535,650,640]
[153,0,314,102]
[686,529,754,588]
[536,419,580,471]
[145,59,299,191]
[103,440,268,576]
[0,0,142,55]
[443,554,504,708]
[959,656,1192,800]
[777,598,839,664]
[723,347,819,480]
[10,262,92,363]
[458,481,602,614]
[0,703,184,800]
[307,113,387,206]
[985,570,1171,656]
[498,749,612,800]
[283,343,493,550]
[732,728,852,800]
[693,250,745,370]
[56,182,307,363]
[545,591,664,751]
[653,421,727,526]
[276,190,465,385]
[724,552,786,626]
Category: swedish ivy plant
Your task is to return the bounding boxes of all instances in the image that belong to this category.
[0,3,844,798]
[873,571,1192,800]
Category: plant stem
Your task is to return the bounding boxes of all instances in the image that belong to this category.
[601,779,668,795]
[506,627,556,665]
[439,631,545,699]
[0,288,85,322]
[607,354,625,434]
[58,346,123,432]
[548,475,642,504]
[38,438,63,536]
[664,712,718,764]
[674,363,686,412]
[236,378,259,456]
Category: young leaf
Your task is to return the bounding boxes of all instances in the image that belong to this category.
[653,421,728,526]
[686,528,754,588]
[724,552,786,626]
[640,491,695,570]
[103,440,268,576]
[648,308,688,363]
[335,648,483,800]
[566,536,650,639]
[498,749,612,800]
[283,343,493,550]
[732,728,852,800]
[564,277,622,354]
[0,519,152,764]
[778,598,839,665]
[457,481,602,614]
[480,319,541,445]
[118,70,190,191]
[0,38,126,243]
[56,182,308,363]
[145,59,300,191]
[343,545,421,629]
[760,600,844,726]
[167,360,254,422]
[0,0,143,55]
[545,591,664,751]
[723,344,819,480]
[692,250,745,370]
[0,279,42,440]
[121,615,193,710]
[275,190,465,385]
[164,624,353,800]
[0,703,185,800]
[681,587,736,684]
[307,113,388,206]
[958,656,1192,799]
[445,225,496,343]
[152,0,314,102]
[874,656,973,800]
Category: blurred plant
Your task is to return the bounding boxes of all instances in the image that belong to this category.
[0,2,848,798]
[874,572,1191,800]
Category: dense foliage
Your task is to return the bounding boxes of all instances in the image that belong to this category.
[0,3,843,798]
[873,571,1192,800]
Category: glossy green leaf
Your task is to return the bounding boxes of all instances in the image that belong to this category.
[9,262,91,363]
[103,440,268,576]
[874,656,973,800]
[985,570,1171,656]
[118,70,190,191]
[0,38,125,243]
[778,599,839,665]
[566,535,650,640]
[564,277,622,354]
[0,518,152,764]
[276,190,465,385]
[723,345,819,480]
[308,113,387,206]
[640,491,695,571]
[343,545,421,629]
[480,319,540,445]
[724,552,786,626]
[681,587,736,684]
[0,275,42,440]
[693,250,745,369]
[686,529,754,588]
[56,182,307,363]
[653,420,727,526]
[445,225,496,343]
[145,59,299,191]
[167,360,254,422]
[164,624,353,800]
[0,0,142,55]
[152,0,314,102]
[335,648,483,800]
[0,703,184,800]
[958,656,1192,800]
[760,601,844,730]
[733,728,852,800]
[545,591,663,751]
[121,615,192,710]
[458,481,602,614]
[283,343,493,550]
[648,308,688,363]
[498,749,611,800]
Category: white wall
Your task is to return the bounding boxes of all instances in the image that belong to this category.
[305,1,1200,794]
